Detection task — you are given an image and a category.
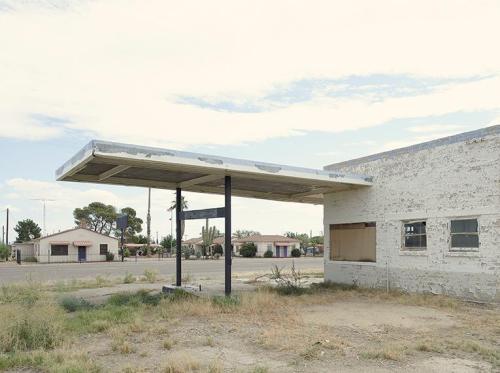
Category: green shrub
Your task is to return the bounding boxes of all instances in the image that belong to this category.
[263,250,273,258]
[23,256,38,262]
[0,243,11,261]
[143,269,157,283]
[291,248,301,257]
[105,252,115,261]
[107,290,162,307]
[59,297,94,312]
[240,243,257,257]
[213,244,223,255]
[123,272,136,284]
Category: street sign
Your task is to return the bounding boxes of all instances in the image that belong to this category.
[180,207,225,220]
[116,214,128,230]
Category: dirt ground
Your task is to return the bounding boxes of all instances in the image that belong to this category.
[70,286,498,372]
[1,273,499,373]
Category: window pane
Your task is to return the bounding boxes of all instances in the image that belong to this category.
[51,245,68,256]
[404,222,426,235]
[451,219,478,233]
[451,234,479,248]
[100,244,108,255]
[404,235,426,248]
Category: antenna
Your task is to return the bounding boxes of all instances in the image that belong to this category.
[30,198,56,236]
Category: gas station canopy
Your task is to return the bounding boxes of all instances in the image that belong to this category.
[56,140,373,204]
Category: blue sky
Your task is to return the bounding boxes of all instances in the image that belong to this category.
[0,0,499,242]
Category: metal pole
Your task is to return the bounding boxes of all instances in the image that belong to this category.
[146,188,151,247]
[224,176,232,296]
[2,225,4,244]
[121,230,124,262]
[176,188,182,287]
[6,208,9,246]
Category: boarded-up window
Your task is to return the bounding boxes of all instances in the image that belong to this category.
[450,219,479,250]
[403,221,426,250]
[51,245,68,256]
[330,222,376,262]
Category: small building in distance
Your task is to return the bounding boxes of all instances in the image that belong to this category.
[233,234,300,257]
[12,227,119,263]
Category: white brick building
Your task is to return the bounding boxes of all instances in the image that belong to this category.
[323,125,499,302]
[15,227,119,263]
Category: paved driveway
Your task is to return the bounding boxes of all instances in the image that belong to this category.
[0,257,323,284]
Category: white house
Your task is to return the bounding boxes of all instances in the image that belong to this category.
[322,126,499,302]
[234,234,300,257]
[14,227,119,263]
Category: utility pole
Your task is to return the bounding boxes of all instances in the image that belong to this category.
[30,198,55,236]
[6,208,9,246]
[2,225,4,244]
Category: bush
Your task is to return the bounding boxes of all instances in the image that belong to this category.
[23,256,37,263]
[240,243,257,257]
[142,269,157,283]
[123,272,135,284]
[59,297,94,312]
[291,248,301,257]
[213,244,223,255]
[0,243,11,261]
[264,250,273,258]
[105,252,115,261]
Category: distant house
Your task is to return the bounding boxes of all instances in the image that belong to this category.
[233,235,300,257]
[182,236,228,255]
[12,227,119,263]
[123,243,163,256]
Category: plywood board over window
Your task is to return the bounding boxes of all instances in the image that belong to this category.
[330,222,376,262]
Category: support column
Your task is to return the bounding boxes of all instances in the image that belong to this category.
[176,188,182,287]
[224,176,232,296]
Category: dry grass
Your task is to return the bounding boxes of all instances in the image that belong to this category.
[361,344,410,361]
[163,352,200,372]
[0,281,498,372]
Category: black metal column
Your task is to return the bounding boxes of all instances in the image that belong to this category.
[224,176,232,296]
[176,188,182,287]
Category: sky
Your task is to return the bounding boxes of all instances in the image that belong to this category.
[0,0,499,243]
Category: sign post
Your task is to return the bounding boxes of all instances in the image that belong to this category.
[116,214,129,262]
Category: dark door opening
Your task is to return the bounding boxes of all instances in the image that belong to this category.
[78,246,87,262]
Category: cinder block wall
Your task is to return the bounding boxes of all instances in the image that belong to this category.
[323,127,500,302]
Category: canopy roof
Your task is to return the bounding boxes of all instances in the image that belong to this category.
[56,140,372,204]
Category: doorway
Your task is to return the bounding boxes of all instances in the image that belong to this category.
[78,246,87,262]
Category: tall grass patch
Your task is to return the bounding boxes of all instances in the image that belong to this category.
[0,304,65,352]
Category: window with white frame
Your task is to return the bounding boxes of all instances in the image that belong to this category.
[403,221,426,250]
[450,219,479,250]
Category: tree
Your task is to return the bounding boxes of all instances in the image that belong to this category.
[74,202,117,234]
[116,207,143,241]
[0,243,11,261]
[169,196,188,212]
[160,235,176,253]
[233,230,260,239]
[14,219,41,242]
[285,232,310,249]
[310,235,324,246]
[169,196,188,239]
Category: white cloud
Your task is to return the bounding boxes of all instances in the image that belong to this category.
[0,0,499,146]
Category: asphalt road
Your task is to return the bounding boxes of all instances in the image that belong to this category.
[0,257,323,285]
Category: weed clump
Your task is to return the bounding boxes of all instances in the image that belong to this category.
[0,304,65,352]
